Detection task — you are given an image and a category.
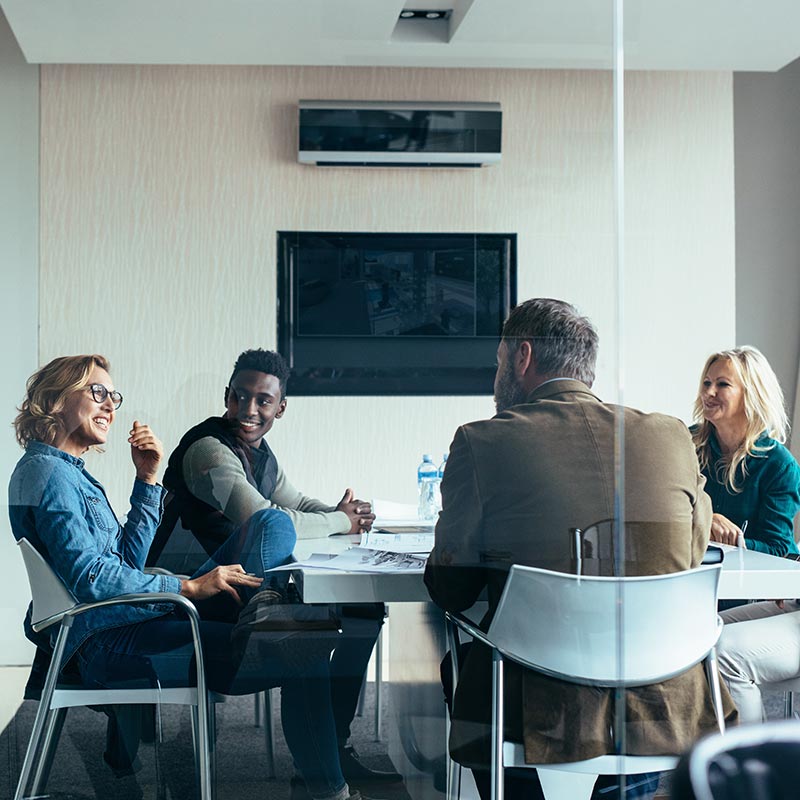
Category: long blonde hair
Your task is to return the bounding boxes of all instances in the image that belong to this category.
[14,355,111,448]
[692,346,789,492]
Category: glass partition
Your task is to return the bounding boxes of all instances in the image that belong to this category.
[5,2,799,800]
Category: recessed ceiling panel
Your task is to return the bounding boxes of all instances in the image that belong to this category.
[1,0,798,70]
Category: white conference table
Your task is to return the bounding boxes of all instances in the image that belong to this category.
[294,536,800,602]
[292,536,800,800]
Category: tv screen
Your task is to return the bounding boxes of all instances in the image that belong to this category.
[277,231,516,395]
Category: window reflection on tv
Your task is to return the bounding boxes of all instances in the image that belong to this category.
[278,232,516,395]
[297,244,503,338]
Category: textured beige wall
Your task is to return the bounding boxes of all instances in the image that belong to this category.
[39,65,734,511]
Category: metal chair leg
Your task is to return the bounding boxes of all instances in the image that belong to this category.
[31,706,67,796]
[15,624,71,800]
[785,690,795,718]
[208,700,217,790]
[263,689,276,779]
[254,691,263,727]
[374,627,383,741]
[705,649,727,734]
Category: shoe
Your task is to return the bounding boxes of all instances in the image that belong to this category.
[291,746,402,790]
[347,791,389,800]
[339,745,402,784]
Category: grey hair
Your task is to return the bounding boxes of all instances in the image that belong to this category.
[501,298,599,387]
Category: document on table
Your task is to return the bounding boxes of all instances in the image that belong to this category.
[270,547,427,574]
[359,529,434,554]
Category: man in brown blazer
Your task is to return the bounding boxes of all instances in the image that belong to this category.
[424,298,736,800]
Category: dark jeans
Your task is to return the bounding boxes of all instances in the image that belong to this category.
[77,614,347,799]
[190,506,384,745]
[330,606,384,746]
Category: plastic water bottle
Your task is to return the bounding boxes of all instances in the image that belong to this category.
[417,454,438,520]
[434,454,448,511]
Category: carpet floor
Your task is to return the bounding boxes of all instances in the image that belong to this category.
[1,682,791,800]
[1,684,411,800]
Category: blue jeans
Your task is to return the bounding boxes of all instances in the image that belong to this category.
[76,615,347,799]
[193,507,297,598]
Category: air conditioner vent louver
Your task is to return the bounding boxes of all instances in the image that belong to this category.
[298,100,501,168]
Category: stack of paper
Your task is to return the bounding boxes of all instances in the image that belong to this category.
[359,529,434,554]
[274,548,427,574]
[372,498,434,529]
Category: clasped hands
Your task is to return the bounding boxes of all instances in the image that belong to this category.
[337,487,376,534]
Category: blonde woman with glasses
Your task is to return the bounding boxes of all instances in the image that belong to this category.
[8,354,375,800]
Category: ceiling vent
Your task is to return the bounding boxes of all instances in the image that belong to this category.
[298,100,501,168]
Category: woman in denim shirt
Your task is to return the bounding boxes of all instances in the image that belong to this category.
[8,355,363,800]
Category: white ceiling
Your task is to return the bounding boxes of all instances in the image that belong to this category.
[2,0,799,71]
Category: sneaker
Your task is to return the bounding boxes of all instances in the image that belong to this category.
[346,790,391,800]
[232,587,340,639]
[292,747,402,789]
[339,746,402,784]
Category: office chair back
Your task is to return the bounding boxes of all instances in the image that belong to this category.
[487,563,723,686]
[671,719,800,800]
[18,537,78,632]
[14,537,213,800]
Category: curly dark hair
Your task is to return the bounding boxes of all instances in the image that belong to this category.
[228,349,290,398]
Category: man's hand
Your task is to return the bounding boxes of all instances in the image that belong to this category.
[710,513,746,547]
[129,421,164,485]
[336,488,376,534]
[180,564,262,605]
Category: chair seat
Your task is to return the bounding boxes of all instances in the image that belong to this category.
[50,685,199,709]
[503,742,678,774]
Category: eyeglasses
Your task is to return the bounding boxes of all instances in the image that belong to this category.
[88,383,123,409]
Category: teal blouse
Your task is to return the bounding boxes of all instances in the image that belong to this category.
[699,430,800,556]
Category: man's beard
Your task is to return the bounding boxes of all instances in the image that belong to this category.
[494,359,528,414]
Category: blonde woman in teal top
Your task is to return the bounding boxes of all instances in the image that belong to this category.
[694,347,800,723]
[691,346,800,556]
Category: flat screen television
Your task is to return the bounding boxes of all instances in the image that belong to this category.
[277,231,517,395]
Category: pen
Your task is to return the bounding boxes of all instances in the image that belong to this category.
[737,520,748,573]
[739,520,748,544]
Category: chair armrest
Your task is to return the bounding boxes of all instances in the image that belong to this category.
[445,610,493,649]
[40,592,210,708]
[31,591,197,633]
[145,566,191,579]
[64,592,198,622]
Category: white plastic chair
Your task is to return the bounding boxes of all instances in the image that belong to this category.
[446,563,727,800]
[14,538,213,800]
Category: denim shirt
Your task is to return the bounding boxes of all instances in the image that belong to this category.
[8,441,182,666]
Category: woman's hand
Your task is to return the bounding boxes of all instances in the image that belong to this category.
[710,512,746,547]
[129,421,164,484]
[180,564,262,605]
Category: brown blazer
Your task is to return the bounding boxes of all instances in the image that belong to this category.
[424,379,737,768]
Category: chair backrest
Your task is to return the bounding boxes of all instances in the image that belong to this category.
[672,719,800,800]
[486,562,722,686]
[17,538,79,631]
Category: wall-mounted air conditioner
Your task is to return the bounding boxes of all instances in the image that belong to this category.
[298,100,501,168]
